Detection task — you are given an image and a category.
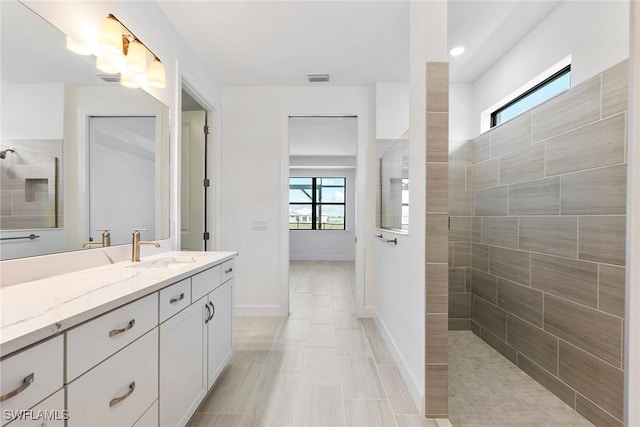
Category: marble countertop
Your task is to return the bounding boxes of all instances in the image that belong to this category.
[0,251,237,357]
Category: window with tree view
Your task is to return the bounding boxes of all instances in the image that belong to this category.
[289,177,346,230]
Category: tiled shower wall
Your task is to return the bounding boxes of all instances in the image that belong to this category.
[469,60,627,426]
[448,139,473,330]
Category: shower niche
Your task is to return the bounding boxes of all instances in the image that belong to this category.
[0,141,62,229]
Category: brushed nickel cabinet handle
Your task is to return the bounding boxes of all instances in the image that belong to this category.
[209,302,215,319]
[109,381,135,407]
[225,268,233,274]
[0,373,34,402]
[205,303,212,324]
[109,319,135,337]
[169,293,185,304]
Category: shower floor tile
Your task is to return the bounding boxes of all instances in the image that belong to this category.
[449,331,593,427]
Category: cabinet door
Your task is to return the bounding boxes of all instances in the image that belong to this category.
[159,298,207,427]
[207,279,233,390]
[6,389,65,427]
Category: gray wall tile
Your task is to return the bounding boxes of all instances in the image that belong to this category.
[482,217,519,249]
[474,133,490,163]
[425,364,448,415]
[426,62,448,113]
[427,162,448,213]
[449,164,466,191]
[471,243,489,271]
[546,114,625,176]
[531,253,598,307]
[448,268,466,293]
[561,164,627,215]
[517,354,575,407]
[448,318,471,331]
[426,314,448,364]
[449,216,471,242]
[426,214,449,264]
[578,215,626,265]
[507,314,558,374]
[531,75,601,142]
[519,216,578,258]
[427,113,449,162]
[576,393,623,427]
[509,177,560,216]
[427,263,448,314]
[473,158,499,190]
[489,246,530,285]
[498,278,543,327]
[500,143,545,185]
[559,341,623,420]
[471,217,482,243]
[599,264,625,318]
[453,242,471,267]
[471,268,498,304]
[451,139,473,166]
[449,294,472,319]
[475,186,508,216]
[480,328,517,364]
[449,191,473,216]
[473,296,506,340]
[545,294,622,367]
[490,112,532,157]
[602,59,628,119]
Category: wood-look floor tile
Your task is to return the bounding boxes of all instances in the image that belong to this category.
[305,324,336,348]
[395,415,448,427]
[359,318,380,336]
[289,305,311,320]
[276,319,309,342]
[199,363,264,414]
[336,329,372,357]
[249,318,283,336]
[378,365,419,415]
[367,335,396,365]
[241,374,300,427]
[293,383,345,427]
[235,317,258,330]
[312,295,333,308]
[263,341,305,374]
[339,356,387,399]
[344,400,397,427]
[310,308,336,324]
[301,348,340,385]
[189,413,244,427]
[334,311,360,330]
[291,293,313,306]
[232,335,276,364]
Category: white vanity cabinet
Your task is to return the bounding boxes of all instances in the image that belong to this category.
[0,336,64,427]
[5,389,65,427]
[206,279,233,389]
[159,296,207,427]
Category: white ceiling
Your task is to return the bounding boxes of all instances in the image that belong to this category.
[448,0,562,83]
[157,1,409,86]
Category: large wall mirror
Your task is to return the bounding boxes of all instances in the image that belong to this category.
[377,130,409,233]
[0,1,170,261]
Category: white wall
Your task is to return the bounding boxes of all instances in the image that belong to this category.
[375,83,410,139]
[471,0,629,134]
[289,168,356,261]
[221,86,373,316]
[373,1,447,413]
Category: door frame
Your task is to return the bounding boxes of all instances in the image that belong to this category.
[180,78,218,251]
[280,108,371,317]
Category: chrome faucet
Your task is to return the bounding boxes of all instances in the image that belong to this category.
[131,228,160,262]
[82,229,111,249]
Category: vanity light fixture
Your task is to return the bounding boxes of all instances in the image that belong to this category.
[96,57,118,74]
[97,14,166,88]
[120,74,139,89]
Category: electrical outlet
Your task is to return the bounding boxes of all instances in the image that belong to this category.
[252,220,267,231]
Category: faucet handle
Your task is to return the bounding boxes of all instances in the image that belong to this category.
[96,228,110,234]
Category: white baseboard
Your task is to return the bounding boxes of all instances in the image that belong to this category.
[289,255,356,261]
[234,304,286,317]
[374,311,424,413]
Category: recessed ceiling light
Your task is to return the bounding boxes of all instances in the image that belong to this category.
[449,46,465,57]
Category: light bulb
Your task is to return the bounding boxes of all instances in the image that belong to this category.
[148,58,166,88]
[96,57,118,74]
[99,16,123,55]
[126,40,147,74]
[449,46,465,57]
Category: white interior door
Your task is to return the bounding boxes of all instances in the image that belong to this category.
[181,111,206,250]
[89,116,156,245]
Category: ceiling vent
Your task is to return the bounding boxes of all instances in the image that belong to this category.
[307,73,330,83]
[97,73,121,83]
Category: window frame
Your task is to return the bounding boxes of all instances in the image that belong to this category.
[490,64,571,128]
[289,177,346,230]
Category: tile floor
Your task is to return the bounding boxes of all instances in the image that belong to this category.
[449,331,593,427]
[190,261,448,427]
[190,261,590,426]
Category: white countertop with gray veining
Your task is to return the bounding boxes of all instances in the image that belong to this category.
[0,251,237,357]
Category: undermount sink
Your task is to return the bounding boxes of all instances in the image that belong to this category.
[128,256,197,269]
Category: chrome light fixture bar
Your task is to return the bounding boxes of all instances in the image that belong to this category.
[98,14,166,89]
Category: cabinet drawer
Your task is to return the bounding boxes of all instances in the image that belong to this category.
[67,329,158,427]
[0,335,63,425]
[191,265,221,302]
[133,400,157,427]
[220,259,235,283]
[5,389,66,427]
[66,293,158,381]
[159,278,191,323]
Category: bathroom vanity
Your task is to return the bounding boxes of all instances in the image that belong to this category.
[0,251,236,427]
